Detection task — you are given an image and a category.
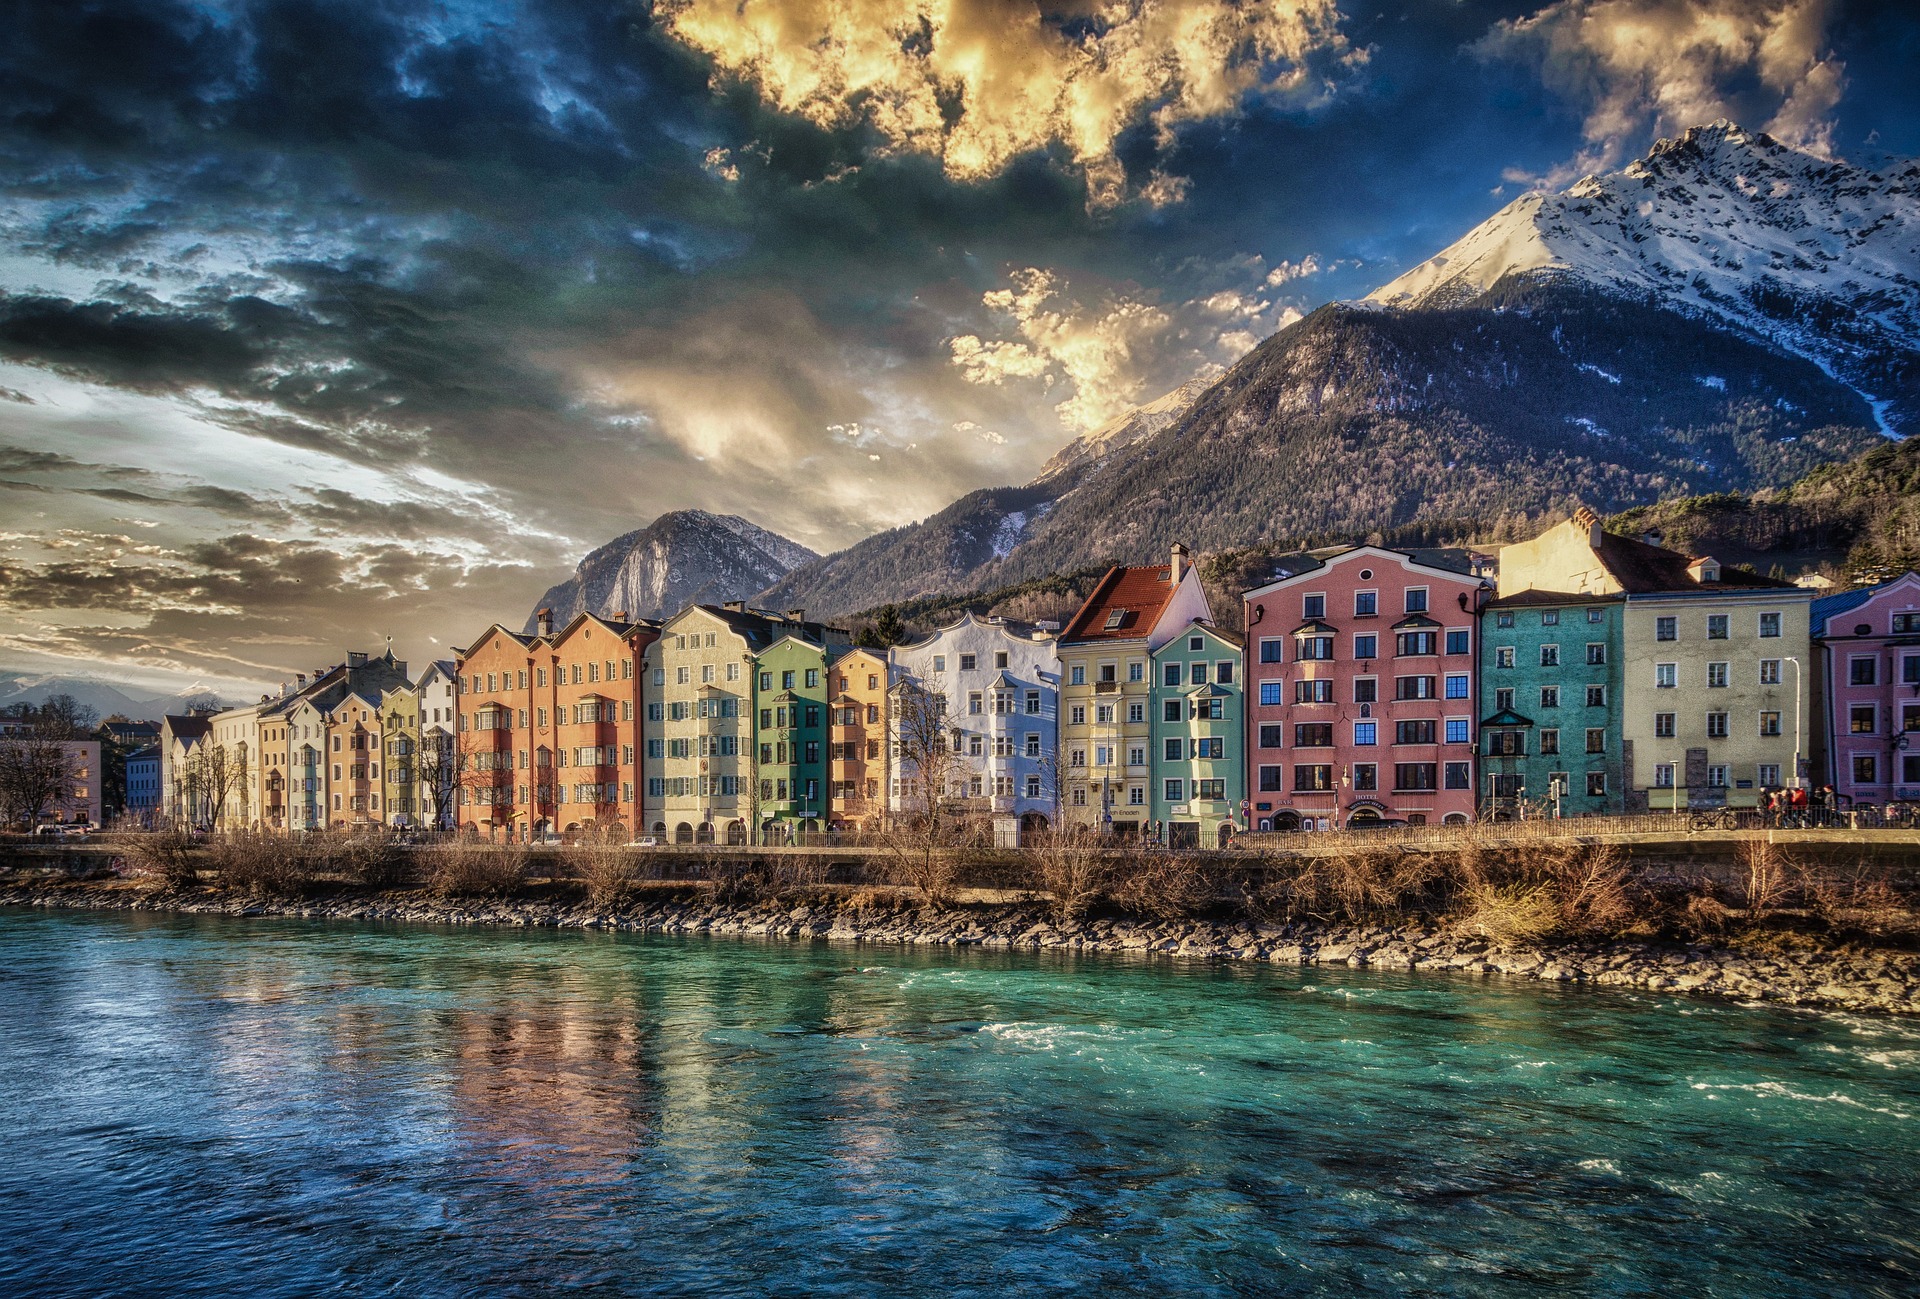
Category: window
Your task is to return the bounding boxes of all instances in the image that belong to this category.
[1259,725,1283,749]
[1095,704,1114,725]
[1397,631,1437,656]
[1128,702,1145,724]
[1295,723,1334,747]
[1190,662,1208,685]
[1760,659,1782,685]
[1298,636,1333,661]
[1394,763,1436,791]
[1259,639,1284,664]
[1495,612,1515,629]
[1405,588,1428,613]
[1540,686,1560,708]
[1445,630,1471,655]
[1585,643,1606,666]
[1444,762,1471,790]
[1396,720,1436,744]
[1759,763,1783,787]
[1853,754,1878,784]
[1707,662,1729,689]
[1586,685,1606,708]
[1539,644,1560,667]
[1850,705,1877,735]
[1656,616,1677,642]
[1128,662,1144,683]
[1353,634,1378,660]
[1355,591,1377,616]
[1541,610,1559,626]
[1195,737,1224,760]
[1025,733,1042,759]
[1851,657,1878,686]
[1303,594,1326,619]
[1488,730,1524,756]
[1163,700,1182,722]
[958,654,976,672]
[1759,611,1781,638]
[1294,764,1333,792]
[1127,786,1146,806]
[1395,676,1436,700]
[1163,662,1182,687]
[1444,674,1470,700]
[1655,663,1677,689]
[1354,722,1377,746]
[1025,691,1041,715]
[1445,718,1471,744]
[1354,678,1377,703]
[1585,728,1606,754]
[1494,688,1514,711]
[1588,608,1605,624]
[1585,772,1607,797]
[1654,713,1675,738]
[1539,729,1560,755]
[1259,682,1283,706]
[1495,647,1515,669]
[1353,764,1377,790]
[1258,765,1282,791]
[1706,712,1729,739]
[1759,711,1782,737]
[1707,765,1728,789]
[1707,614,1729,640]
[1163,737,1182,762]
[1653,764,1675,789]
[1195,779,1225,800]
[1295,679,1333,704]
[1164,779,1184,802]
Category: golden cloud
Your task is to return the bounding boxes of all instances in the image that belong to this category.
[659,0,1354,205]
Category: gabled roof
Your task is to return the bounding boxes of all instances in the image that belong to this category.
[1481,708,1534,728]
[1061,564,1179,643]
[1812,573,1920,636]
[1186,682,1233,699]
[1244,544,1489,599]
[457,624,534,658]
[894,610,1053,651]
[1292,619,1338,635]
[674,604,850,653]
[162,714,213,740]
[1391,614,1441,629]
[1591,531,1795,594]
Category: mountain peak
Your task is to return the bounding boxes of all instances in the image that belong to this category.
[1367,122,1919,433]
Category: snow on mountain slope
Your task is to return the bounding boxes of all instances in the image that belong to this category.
[1369,121,1920,431]
[1035,376,1215,482]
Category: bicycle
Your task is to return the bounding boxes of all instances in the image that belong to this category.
[1689,806,1741,830]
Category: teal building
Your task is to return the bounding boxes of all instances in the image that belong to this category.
[1149,622,1245,848]
[754,635,839,840]
[1478,591,1626,816]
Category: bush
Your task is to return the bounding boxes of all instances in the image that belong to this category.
[205,832,315,897]
[421,842,527,899]
[577,843,644,908]
[1453,841,1635,946]
[1110,852,1219,920]
[121,827,199,888]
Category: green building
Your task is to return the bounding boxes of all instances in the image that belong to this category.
[753,635,839,840]
[1479,591,1626,816]
[1149,622,1245,848]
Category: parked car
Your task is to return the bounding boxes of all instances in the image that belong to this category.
[627,836,660,849]
[29,824,76,839]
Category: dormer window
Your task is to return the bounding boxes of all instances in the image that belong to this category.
[1103,609,1127,630]
[1690,557,1721,583]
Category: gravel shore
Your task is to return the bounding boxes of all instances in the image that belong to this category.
[7,878,1918,1015]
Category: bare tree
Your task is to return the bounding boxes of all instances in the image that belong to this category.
[456,729,516,840]
[871,682,981,901]
[1026,744,1112,920]
[33,693,99,740]
[185,743,250,832]
[0,738,81,830]
[419,728,462,830]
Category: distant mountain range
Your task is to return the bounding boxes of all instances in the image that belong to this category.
[539,122,1915,626]
[0,673,226,722]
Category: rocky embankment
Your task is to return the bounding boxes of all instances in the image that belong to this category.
[6,878,1919,1015]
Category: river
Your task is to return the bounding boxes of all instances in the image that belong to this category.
[1,909,1916,1296]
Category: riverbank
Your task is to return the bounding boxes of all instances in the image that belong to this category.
[6,876,1919,1016]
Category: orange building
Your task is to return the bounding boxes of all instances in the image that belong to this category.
[527,610,658,840]
[454,624,533,840]
[827,647,891,832]
[323,689,386,827]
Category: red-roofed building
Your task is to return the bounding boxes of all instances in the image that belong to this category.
[1056,544,1212,835]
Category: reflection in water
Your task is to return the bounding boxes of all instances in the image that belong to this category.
[2,909,1919,1297]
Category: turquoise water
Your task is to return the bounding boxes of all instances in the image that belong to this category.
[1,912,1918,1297]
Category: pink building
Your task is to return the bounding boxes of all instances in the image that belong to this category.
[1812,573,1920,807]
[1243,546,1490,829]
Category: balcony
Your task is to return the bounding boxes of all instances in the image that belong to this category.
[1094,680,1121,694]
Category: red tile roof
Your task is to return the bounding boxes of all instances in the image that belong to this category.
[1061,565,1178,643]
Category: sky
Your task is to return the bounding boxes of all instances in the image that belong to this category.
[0,0,1915,700]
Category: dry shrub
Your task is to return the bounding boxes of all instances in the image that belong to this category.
[206,831,315,897]
[1111,851,1218,920]
[1738,838,1792,915]
[1454,841,1635,947]
[1027,830,1114,921]
[847,886,913,913]
[121,827,199,888]
[1248,843,1442,925]
[1680,892,1732,938]
[310,832,412,888]
[422,841,527,899]
[577,841,644,909]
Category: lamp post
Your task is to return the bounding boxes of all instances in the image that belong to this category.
[1785,654,1804,789]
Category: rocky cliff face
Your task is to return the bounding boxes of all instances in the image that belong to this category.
[526,510,816,631]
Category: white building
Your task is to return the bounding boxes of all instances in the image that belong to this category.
[889,613,1060,845]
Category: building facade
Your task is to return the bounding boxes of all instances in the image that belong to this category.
[1149,622,1244,847]
[124,745,160,824]
[1478,591,1626,816]
[1501,510,1812,809]
[1811,573,1920,807]
[453,625,533,839]
[531,612,656,839]
[827,647,892,833]
[324,689,387,828]
[416,660,458,828]
[754,635,838,840]
[1243,547,1487,829]
[380,684,422,827]
[1058,546,1212,836]
[889,613,1060,844]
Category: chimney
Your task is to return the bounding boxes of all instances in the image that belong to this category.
[784,608,806,623]
[1570,504,1603,549]
[612,610,628,622]
[347,651,368,667]
[1641,529,1664,549]
[723,600,747,613]
[1170,542,1189,583]
[296,673,307,688]
[536,607,553,637]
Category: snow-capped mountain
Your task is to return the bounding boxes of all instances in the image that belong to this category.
[526,510,817,631]
[0,673,227,721]
[1369,121,1919,433]
[1035,376,1214,483]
